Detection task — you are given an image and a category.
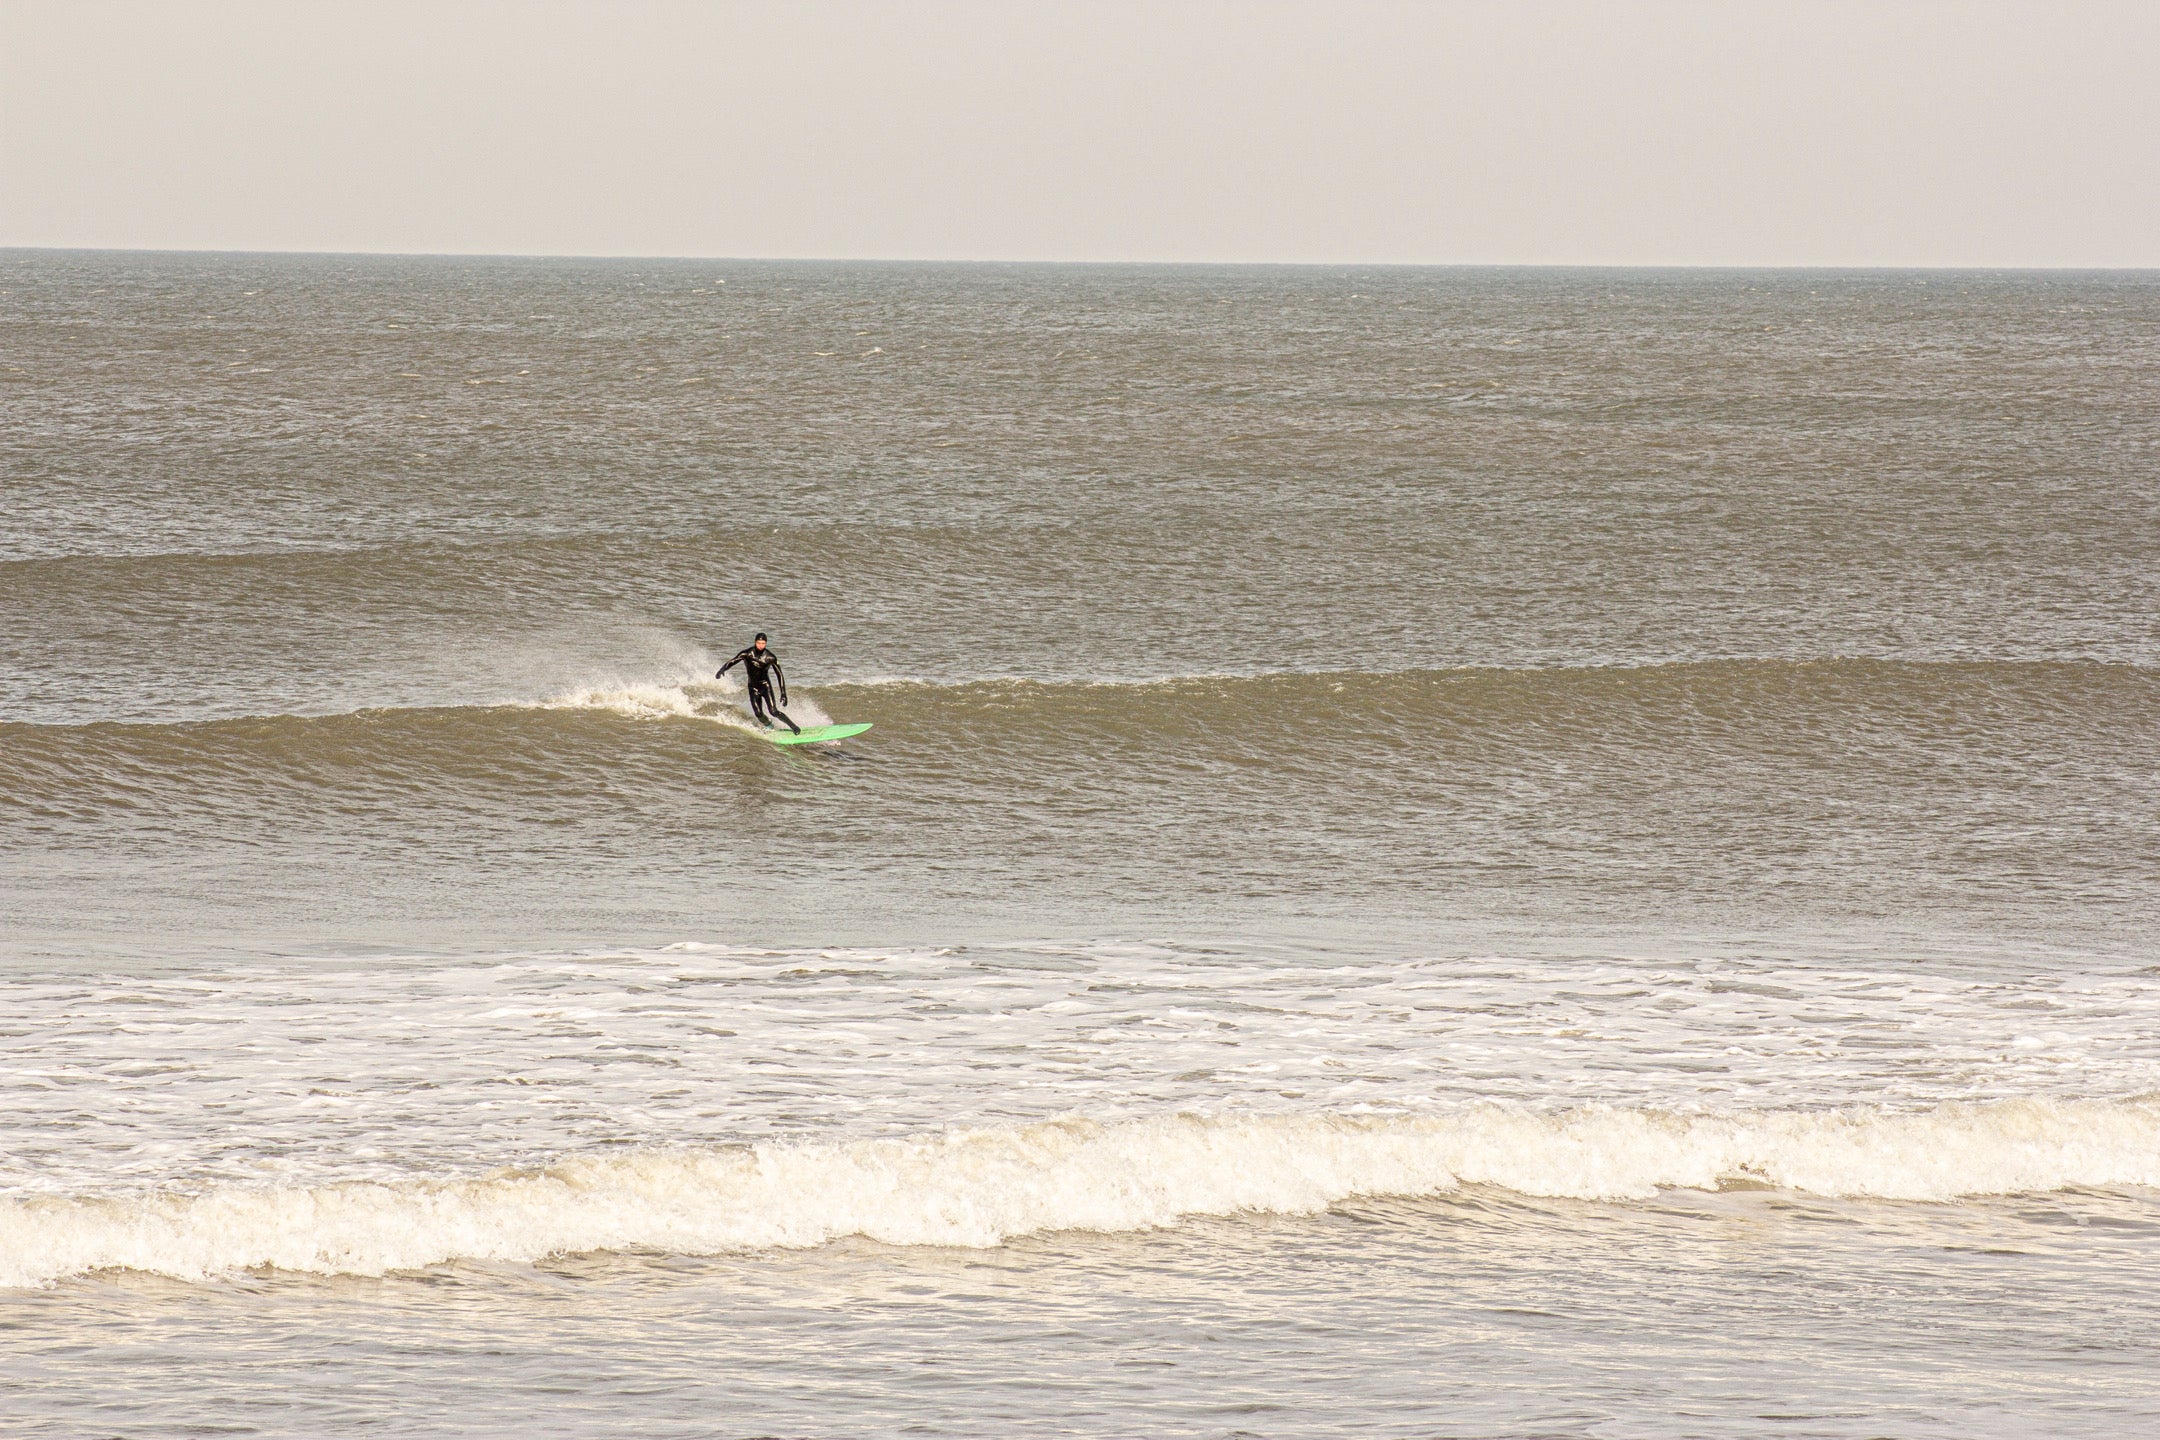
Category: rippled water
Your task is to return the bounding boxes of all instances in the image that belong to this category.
[3,253,2158,1435]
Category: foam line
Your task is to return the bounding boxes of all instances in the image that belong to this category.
[7,1099,2158,1288]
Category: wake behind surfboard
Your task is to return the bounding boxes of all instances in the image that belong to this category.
[763,722,873,746]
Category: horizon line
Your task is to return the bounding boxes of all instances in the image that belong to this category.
[4,244,2156,274]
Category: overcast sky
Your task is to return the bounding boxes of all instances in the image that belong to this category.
[4,0,2155,265]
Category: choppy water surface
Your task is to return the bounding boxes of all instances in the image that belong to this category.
[2,253,2158,1436]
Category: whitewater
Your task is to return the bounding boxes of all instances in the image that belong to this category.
[13,1100,2160,1290]
[8,940,2160,1290]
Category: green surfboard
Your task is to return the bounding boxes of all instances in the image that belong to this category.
[764,722,873,746]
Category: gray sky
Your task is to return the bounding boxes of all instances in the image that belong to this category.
[4,0,2155,265]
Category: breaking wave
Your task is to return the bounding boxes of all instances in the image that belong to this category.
[9,1098,2158,1288]
[7,657,2153,812]
[535,677,834,729]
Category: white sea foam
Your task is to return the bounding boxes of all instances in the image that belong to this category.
[8,1100,2157,1288]
[536,677,835,729]
[540,680,710,719]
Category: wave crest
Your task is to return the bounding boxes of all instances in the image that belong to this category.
[536,678,834,729]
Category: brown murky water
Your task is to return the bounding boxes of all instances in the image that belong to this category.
[3,254,2158,1436]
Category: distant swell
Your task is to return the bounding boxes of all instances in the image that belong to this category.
[8,1099,2158,1288]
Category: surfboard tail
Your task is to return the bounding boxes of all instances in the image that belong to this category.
[766,722,873,746]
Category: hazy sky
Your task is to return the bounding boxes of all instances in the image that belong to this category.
[4,0,2156,265]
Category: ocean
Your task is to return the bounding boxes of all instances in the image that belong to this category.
[2,252,2157,1436]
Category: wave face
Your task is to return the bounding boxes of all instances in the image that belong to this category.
[9,1100,2157,1288]
[7,659,2157,948]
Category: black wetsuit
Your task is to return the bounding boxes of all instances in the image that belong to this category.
[717,645,800,733]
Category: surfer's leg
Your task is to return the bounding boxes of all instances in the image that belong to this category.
[747,687,774,727]
[768,703,802,735]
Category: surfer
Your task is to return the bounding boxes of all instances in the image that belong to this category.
[716,633,800,734]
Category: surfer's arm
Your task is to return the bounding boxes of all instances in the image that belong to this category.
[715,648,746,679]
[771,659,787,702]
